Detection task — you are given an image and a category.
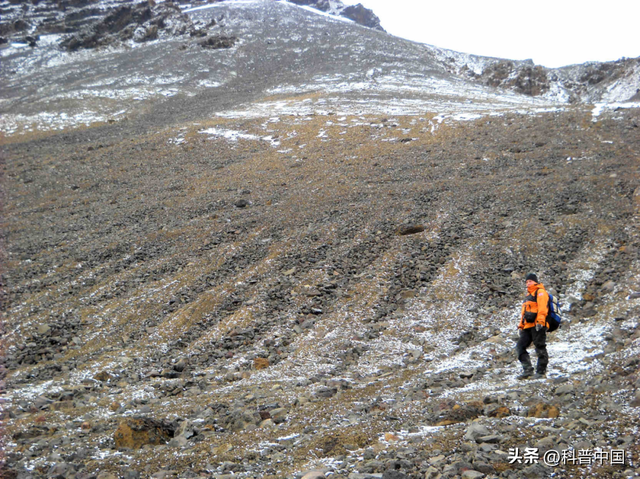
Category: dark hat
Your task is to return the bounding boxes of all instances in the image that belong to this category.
[525,273,539,283]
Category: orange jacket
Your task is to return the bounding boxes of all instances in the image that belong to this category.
[519,283,549,329]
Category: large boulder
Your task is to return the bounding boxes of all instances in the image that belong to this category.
[287,0,385,31]
[340,4,384,31]
[114,417,175,449]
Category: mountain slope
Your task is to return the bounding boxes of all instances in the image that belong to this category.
[2,0,639,138]
[1,1,640,478]
[0,0,548,137]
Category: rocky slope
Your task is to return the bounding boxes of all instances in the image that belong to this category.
[1,1,640,479]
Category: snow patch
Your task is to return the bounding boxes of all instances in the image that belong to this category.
[592,102,640,121]
[199,127,280,147]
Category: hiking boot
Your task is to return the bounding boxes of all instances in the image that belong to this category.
[533,372,546,379]
[517,370,533,380]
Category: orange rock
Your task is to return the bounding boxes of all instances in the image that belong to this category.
[254,358,270,370]
[94,370,112,382]
[81,422,92,430]
[488,406,511,418]
[384,432,400,442]
[114,417,173,449]
[526,403,560,419]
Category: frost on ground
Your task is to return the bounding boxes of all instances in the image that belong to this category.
[2,1,640,477]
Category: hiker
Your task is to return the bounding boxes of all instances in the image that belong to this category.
[516,273,549,379]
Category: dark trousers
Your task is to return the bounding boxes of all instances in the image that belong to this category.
[516,328,548,374]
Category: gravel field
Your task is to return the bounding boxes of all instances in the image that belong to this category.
[1,1,640,478]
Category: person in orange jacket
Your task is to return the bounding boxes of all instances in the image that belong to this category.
[516,273,549,379]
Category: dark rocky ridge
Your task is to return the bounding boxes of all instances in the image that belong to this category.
[288,0,384,31]
[0,0,384,44]
[57,1,194,51]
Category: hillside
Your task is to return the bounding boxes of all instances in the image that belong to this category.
[1,1,640,478]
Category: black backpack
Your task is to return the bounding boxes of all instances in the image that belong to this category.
[546,293,562,332]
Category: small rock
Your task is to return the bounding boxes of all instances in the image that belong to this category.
[464,422,491,442]
[270,408,287,424]
[486,406,511,418]
[94,370,113,382]
[474,462,495,474]
[254,358,270,370]
[259,418,275,428]
[554,384,574,395]
[301,471,326,479]
[173,358,188,372]
[477,434,502,443]
[199,35,237,49]
[37,324,51,335]
[161,368,180,378]
[443,461,474,476]
[424,466,439,479]
[168,435,188,447]
[600,280,615,292]
[33,396,54,410]
[315,387,337,398]
[461,471,485,479]
[396,224,425,236]
[522,463,550,478]
[234,199,250,208]
[535,436,556,451]
[526,403,560,419]
[382,471,408,479]
[175,420,197,439]
[48,463,74,477]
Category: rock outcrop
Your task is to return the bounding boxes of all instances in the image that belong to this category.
[59,2,194,51]
[340,3,384,31]
[288,0,385,31]
[458,55,640,102]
